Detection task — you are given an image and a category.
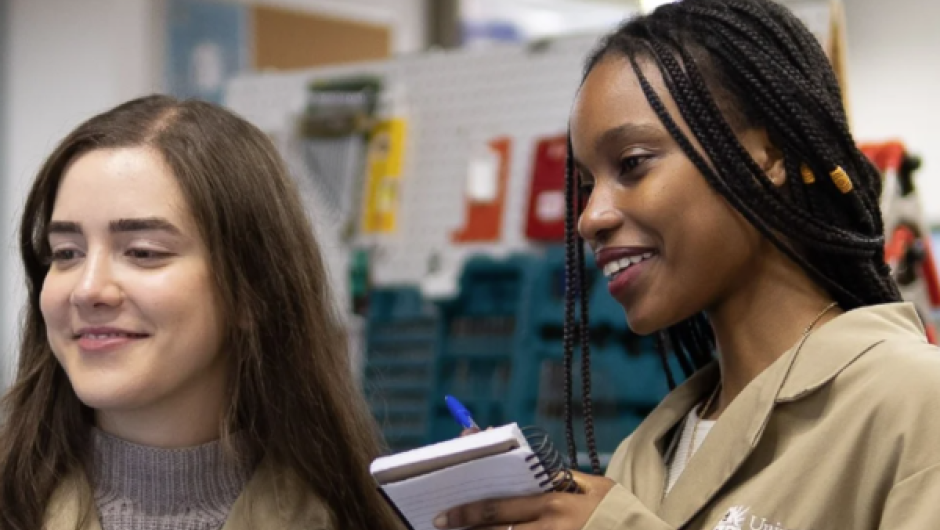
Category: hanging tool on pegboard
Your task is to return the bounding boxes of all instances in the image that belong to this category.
[296,76,383,239]
[862,141,940,344]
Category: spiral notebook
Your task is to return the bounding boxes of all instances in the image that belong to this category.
[370,423,575,530]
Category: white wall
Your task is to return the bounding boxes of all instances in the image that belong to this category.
[0,0,8,387]
[0,0,164,387]
[0,0,426,388]
[842,0,940,220]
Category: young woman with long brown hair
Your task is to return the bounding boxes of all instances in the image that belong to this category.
[0,95,399,530]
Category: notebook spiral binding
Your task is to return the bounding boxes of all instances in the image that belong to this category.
[521,426,580,493]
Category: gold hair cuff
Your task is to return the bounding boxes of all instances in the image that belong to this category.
[800,164,816,184]
[830,166,853,193]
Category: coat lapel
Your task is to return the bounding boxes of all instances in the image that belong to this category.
[620,303,920,528]
[657,342,798,528]
[44,471,103,530]
[222,457,332,530]
[621,363,720,513]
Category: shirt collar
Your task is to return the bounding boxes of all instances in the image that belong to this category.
[777,302,925,400]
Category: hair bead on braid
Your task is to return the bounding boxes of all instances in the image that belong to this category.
[560,0,901,472]
[801,164,817,184]
[830,166,854,193]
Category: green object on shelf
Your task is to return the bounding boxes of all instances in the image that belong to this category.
[350,248,370,316]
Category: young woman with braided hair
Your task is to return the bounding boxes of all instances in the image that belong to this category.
[434,1,940,529]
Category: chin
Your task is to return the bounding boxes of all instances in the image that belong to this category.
[68,376,149,412]
[626,321,660,337]
[623,312,658,336]
[622,303,672,336]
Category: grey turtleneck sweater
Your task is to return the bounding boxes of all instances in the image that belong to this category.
[91,429,256,530]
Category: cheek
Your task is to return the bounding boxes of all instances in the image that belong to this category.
[39,274,68,327]
[651,165,758,274]
[145,265,224,354]
[673,189,761,275]
[38,275,74,365]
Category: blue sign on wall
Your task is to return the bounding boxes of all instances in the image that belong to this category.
[167,0,249,104]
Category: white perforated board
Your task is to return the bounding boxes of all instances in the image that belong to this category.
[225,34,600,310]
[223,4,839,314]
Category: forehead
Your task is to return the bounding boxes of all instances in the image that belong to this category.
[53,147,188,222]
[570,55,666,151]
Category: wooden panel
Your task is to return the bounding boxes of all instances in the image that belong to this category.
[251,5,391,70]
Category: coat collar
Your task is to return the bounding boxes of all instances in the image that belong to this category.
[623,302,924,527]
[44,471,101,530]
[777,302,925,400]
[222,457,333,530]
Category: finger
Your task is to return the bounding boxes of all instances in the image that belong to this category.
[569,470,617,497]
[570,470,597,493]
[435,494,551,529]
[475,523,543,530]
[460,426,494,437]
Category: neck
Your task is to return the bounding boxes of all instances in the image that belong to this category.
[705,254,841,417]
[95,360,229,448]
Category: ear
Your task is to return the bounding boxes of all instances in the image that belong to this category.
[739,128,786,188]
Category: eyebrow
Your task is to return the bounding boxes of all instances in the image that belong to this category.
[596,122,666,152]
[573,122,668,175]
[47,217,182,236]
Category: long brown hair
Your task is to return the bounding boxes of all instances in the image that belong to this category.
[0,95,398,529]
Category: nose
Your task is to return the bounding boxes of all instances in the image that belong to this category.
[577,184,624,245]
[70,251,123,309]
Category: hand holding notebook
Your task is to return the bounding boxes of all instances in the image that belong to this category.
[371,423,575,530]
[371,397,580,530]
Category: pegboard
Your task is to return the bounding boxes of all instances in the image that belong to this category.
[223,4,854,313]
[225,35,599,309]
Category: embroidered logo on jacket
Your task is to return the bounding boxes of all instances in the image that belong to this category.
[715,506,749,530]
[714,506,797,530]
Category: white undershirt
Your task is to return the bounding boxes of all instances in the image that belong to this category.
[664,407,717,495]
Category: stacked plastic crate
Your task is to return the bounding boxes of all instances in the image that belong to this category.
[362,287,442,453]
[426,255,535,442]
[364,248,680,467]
[508,246,675,470]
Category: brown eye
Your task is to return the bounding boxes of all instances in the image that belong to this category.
[619,156,648,174]
[51,249,79,262]
[127,249,170,260]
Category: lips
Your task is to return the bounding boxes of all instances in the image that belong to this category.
[601,251,654,280]
[594,247,658,298]
[596,247,657,279]
[73,327,150,353]
[73,331,148,340]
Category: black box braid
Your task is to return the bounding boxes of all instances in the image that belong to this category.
[562,0,900,474]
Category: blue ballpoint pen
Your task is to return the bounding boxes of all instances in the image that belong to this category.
[444,395,480,430]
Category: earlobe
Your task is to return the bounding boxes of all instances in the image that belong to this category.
[740,128,786,188]
[765,147,786,188]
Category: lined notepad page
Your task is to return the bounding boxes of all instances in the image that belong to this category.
[381,446,546,530]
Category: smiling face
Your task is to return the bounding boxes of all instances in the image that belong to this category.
[571,55,772,335]
[39,147,227,439]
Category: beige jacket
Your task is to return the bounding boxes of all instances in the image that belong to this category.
[584,302,940,530]
[43,457,334,530]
